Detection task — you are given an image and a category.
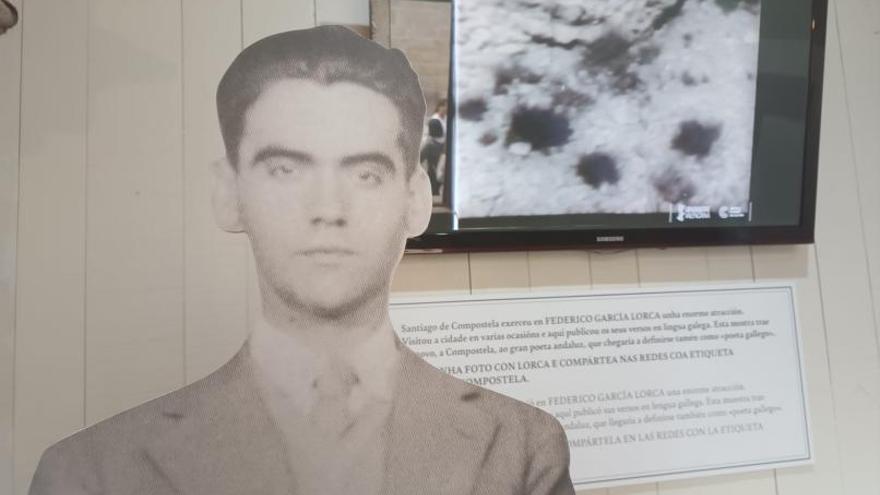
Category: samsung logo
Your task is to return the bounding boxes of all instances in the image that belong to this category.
[597,235,624,242]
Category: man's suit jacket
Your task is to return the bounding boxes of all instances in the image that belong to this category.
[30,344,575,495]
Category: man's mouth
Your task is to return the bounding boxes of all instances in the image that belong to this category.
[297,247,356,262]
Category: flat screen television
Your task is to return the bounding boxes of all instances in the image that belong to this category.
[394,0,827,252]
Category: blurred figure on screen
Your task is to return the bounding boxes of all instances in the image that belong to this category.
[419,100,446,196]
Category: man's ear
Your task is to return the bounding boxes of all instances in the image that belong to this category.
[405,164,433,238]
[211,158,245,233]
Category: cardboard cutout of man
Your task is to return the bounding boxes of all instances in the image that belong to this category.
[29,26,574,495]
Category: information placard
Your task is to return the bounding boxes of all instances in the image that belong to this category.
[390,285,811,488]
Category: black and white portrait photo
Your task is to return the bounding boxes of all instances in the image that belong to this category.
[27,26,574,495]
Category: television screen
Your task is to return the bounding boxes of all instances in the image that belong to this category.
[388,0,826,251]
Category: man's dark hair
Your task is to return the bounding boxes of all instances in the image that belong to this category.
[217,25,426,174]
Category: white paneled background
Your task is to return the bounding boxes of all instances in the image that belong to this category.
[0,0,878,494]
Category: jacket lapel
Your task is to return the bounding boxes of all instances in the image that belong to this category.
[142,346,295,495]
[139,344,499,495]
[384,348,499,495]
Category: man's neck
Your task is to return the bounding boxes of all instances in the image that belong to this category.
[256,284,393,356]
[247,289,402,416]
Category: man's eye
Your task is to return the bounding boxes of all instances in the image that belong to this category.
[357,170,382,186]
[352,164,386,186]
[269,164,292,176]
[263,158,301,178]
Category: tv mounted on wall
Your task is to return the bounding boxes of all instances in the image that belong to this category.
[371,0,828,252]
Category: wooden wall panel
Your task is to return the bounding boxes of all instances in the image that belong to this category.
[316,0,370,26]
[660,472,775,495]
[706,247,754,281]
[806,4,880,489]
[469,252,530,293]
[392,253,471,295]
[589,251,639,289]
[85,0,184,424]
[528,251,591,290]
[13,1,88,493]
[637,248,709,286]
[834,0,880,347]
[181,0,249,384]
[607,484,657,495]
[0,1,22,492]
[242,0,316,46]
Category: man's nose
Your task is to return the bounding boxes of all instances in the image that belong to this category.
[308,168,348,227]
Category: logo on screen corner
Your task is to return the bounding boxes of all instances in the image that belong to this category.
[672,203,711,222]
[718,205,747,219]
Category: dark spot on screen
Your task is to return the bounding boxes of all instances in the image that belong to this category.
[506,107,573,150]
[576,153,620,188]
[671,120,721,158]
[681,72,697,85]
[530,34,585,50]
[458,98,488,121]
[584,31,632,66]
[652,0,687,30]
[654,169,696,203]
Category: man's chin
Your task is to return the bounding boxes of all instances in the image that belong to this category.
[302,298,358,320]
[277,285,385,320]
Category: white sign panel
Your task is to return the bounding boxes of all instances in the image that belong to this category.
[390,284,812,488]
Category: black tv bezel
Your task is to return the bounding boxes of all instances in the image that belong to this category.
[405,0,827,253]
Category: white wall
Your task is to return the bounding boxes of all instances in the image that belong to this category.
[0,0,877,494]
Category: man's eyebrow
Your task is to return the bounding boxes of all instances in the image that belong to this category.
[340,152,397,176]
[251,146,314,167]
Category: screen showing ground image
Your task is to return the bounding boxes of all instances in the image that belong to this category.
[451,0,762,223]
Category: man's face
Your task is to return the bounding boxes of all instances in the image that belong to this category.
[232,79,420,317]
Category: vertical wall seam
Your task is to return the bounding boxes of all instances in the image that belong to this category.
[586,252,593,286]
[634,249,642,287]
[11,0,25,490]
[525,252,533,291]
[748,246,756,281]
[467,253,473,295]
[179,0,187,386]
[702,248,709,278]
[83,0,90,427]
